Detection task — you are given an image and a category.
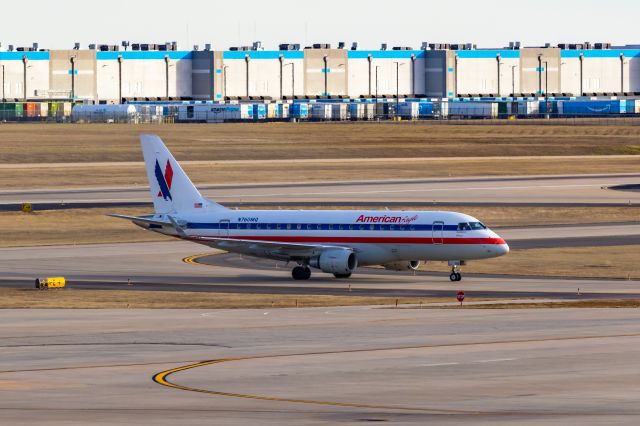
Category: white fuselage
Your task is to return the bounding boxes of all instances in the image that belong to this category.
[149,209,509,265]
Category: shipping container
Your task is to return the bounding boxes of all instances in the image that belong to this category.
[177,104,253,122]
[291,103,309,119]
[517,100,540,116]
[397,101,419,119]
[266,103,278,119]
[331,103,348,121]
[311,103,332,120]
[62,102,72,117]
[418,101,434,118]
[25,102,38,118]
[363,103,375,120]
[276,103,290,119]
[252,104,266,120]
[558,100,628,116]
[349,103,364,120]
[634,99,640,114]
[436,100,448,118]
[72,104,138,122]
[374,102,390,118]
[448,102,498,118]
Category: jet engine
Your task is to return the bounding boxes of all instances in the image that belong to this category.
[310,249,358,274]
[382,260,421,271]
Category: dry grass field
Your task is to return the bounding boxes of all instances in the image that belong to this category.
[3,156,640,190]
[424,245,640,280]
[0,288,446,309]
[1,122,639,164]
[0,122,638,189]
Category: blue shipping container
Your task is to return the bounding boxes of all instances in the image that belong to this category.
[252,104,266,120]
[418,102,434,117]
[560,100,628,115]
[291,103,309,118]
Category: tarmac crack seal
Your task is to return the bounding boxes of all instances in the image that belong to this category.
[152,332,640,414]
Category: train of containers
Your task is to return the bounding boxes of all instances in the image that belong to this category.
[0,102,73,121]
[3,98,639,123]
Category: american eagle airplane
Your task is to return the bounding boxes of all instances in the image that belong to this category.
[112,135,509,281]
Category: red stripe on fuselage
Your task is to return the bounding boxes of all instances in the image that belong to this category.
[192,235,507,245]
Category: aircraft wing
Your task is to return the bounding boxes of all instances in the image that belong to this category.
[186,235,350,262]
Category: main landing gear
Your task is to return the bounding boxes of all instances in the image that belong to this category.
[292,265,311,280]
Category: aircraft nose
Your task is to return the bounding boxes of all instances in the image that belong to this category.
[497,241,510,256]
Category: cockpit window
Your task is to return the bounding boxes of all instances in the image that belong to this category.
[457,222,471,231]
[469,222,487,230]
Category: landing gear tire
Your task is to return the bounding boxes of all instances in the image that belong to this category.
[333,273,352,279]
[292,266,311,280]
[449,272,462,282]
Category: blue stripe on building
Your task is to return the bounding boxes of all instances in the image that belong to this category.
[97,51,193,60]
[560,49,640,58]
[454,50,520,59]
[0,51,49,60]
[348,50,426,59]
[223,51,304,60]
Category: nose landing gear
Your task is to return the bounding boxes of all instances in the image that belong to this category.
[449,263,462,282]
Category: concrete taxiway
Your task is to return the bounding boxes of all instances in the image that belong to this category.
[1,232,639,299]
[2,173,639,208]
[1,307,640,425]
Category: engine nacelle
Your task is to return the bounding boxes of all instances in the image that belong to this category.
[310,249,358,274]
[382,260,421,271]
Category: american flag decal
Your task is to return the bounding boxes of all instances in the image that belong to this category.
[194,202,203,208]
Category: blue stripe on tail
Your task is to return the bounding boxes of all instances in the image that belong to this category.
[154,160,172,201]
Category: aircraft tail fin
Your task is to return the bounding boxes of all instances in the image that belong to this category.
[140,134,226,214]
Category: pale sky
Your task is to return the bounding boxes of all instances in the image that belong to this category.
[2,0,639,51]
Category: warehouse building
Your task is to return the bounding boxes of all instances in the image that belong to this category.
[1,42,639,102]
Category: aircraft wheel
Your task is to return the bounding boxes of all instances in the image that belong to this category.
[449,273,458,282]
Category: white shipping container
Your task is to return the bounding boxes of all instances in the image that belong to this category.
[267,103,278,119]
[312,104,332,120]
[364,103,375,120]
[517,100,540,115]
[331,103,348,120]
[448,102,497,118]
[438,100,449,117]
[177,104,252,122]
[635,100,640,114]
[397,101,419,119]
[72,104,138,122]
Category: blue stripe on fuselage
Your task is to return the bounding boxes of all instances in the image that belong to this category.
[186,222,458,231]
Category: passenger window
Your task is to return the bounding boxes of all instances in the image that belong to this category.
[297,224,301,230]
[349,225,354,230]
[286,224,291,230]
[369,224,374,230]
[359,225,365,230]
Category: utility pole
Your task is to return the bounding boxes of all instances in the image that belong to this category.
[511,65,516,96]
[393,62,405,119]
[544,60,548,97]
[223,65,229,100]
[117,55,123,103]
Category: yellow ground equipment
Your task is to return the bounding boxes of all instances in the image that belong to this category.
[35,277,66,289]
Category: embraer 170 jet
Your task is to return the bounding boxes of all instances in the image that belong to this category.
[112,135,509,281]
